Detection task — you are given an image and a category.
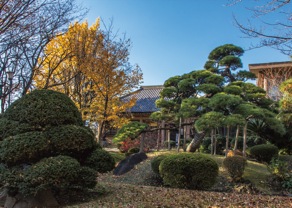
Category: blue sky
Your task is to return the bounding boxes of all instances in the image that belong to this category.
[76,0,289,86]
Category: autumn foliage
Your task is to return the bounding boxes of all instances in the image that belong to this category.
[34,19,143,142]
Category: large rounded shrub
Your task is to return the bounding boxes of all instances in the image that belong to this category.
[3,89,83,128]
[223,155,247,182]
[0,90,99,206]
[159,153,219,190]
[249,144,279,163]
[151,154,169,175]
[84,149,115,173]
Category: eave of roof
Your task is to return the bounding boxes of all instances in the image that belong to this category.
[249,61,292,74]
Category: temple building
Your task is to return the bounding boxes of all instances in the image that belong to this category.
[249,61,292,101]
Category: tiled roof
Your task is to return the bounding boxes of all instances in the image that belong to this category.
[122,85,163,113]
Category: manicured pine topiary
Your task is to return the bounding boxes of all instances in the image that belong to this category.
[249,144,279,163]
[223,155,247,182]
[0,89,114,207]
[159,153,219,190]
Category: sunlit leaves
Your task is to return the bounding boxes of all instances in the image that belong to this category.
[34,18,143,135]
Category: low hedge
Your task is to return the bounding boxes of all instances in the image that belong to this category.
[249,144,279,163]
[159,153,219,190]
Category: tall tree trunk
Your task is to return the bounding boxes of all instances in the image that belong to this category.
[210,129,214,155]
[183,126,187,152]
[160,120,165,147]
[233,125,240,151]
[97,121,104,144]
[214,129,217,155]
[156,123,161,151]
[243,123,248,157]
[225,125,230,157]
[167,130,171,150]
[139,132,145,153]
[186,131,206,152]
[177,117,182,152]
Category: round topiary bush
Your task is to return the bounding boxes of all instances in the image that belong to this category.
[249,144,279,163]
[0,89,99,207]
[84,149,115,173]
[223,155,247,182]
[151,154,169,175]
[3,89,83,128]
[159,153,219,190]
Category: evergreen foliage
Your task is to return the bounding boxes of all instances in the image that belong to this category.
[150,155,169,175]
[223,155,247,182]
[159,153,219,190]
[0,90,114,197]
[249,144,279,163]
[84,149,115,173]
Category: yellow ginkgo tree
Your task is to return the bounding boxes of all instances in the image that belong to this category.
[34,19,143,142]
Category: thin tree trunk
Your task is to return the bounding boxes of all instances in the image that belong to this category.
[167,130,171,150]
[177,117,182,152]
[211,129,214,155]
[225,125,230,157]
[161,120,165,147]
[243,123,247,157]
[139,132,145,153]
[214,129,217,155]
[156,123,160,151]
[183,126,187,152]
[186,131,206,152]
[233,125,240,151]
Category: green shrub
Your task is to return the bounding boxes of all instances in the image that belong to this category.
[19,156,89,196]
[0,132,49,165]
[268,157,292,193]
[84,149,115,173]
[249,144,279,163]
[0,118,32,141]
[223,155,247,182]
[151,155,168,175]
[3,89,83,128]
[46,125,96,159]
[159,153,219,190]
[0,89,100,198]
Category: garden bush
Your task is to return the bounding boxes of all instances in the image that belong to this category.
[249,144,279,163]
[223,155,247,182]
[159,153,219,190]
[3,89,83,128]
[151,154,169,175]
[0,131,49,165]
[84,149,115,173]
[0,89,100,205]
[46,125,97,160]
